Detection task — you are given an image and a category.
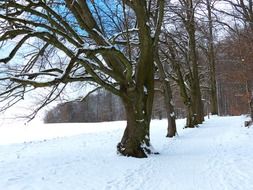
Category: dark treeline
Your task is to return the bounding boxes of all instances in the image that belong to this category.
[44,87,181,123]
[44,89,125,123]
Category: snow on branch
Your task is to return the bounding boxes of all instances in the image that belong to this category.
[109,28,139,43]
[14,72,60,79]
[0,32,35,64]
[9,75,95,89]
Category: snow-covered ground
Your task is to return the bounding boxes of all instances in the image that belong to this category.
[0,116,252,190]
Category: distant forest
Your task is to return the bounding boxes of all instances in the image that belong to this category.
[44,28,253,123]
[45,46,253,123]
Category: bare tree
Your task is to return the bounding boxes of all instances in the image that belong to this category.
[205,0,218,115]
[155,48,177,137]
[0,0,165,158]
[158,0,205,128]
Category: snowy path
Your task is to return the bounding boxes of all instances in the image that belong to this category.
[0,116,252,190]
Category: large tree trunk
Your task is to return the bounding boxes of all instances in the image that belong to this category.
[117,1,165,156]
[117,35,155,158]
[117,88,155,158]
[117,102,151,158]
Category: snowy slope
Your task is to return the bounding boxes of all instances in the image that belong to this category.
[0,116,252,190]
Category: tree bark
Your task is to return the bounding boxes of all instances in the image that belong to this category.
[207,0,218,115]
[186,0,204,125]
[165,90,177,137]
[155,50,177,137]
[250,97,253,121]
[186,103,195,128]
[190,79,204,125]
[117,88,155,158]
[246,80,253,121]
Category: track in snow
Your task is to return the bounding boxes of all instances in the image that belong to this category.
[0,116,252,190]
[105,116,253,190]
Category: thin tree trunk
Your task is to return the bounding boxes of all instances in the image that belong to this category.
[165,95,177,137]
[250,96,253,121]
[246,80,253,121]
[155,50,177,137]
[186,103,195,128]
[190,81,204,125]
[187,0,204,125]
[207,0,218,115]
